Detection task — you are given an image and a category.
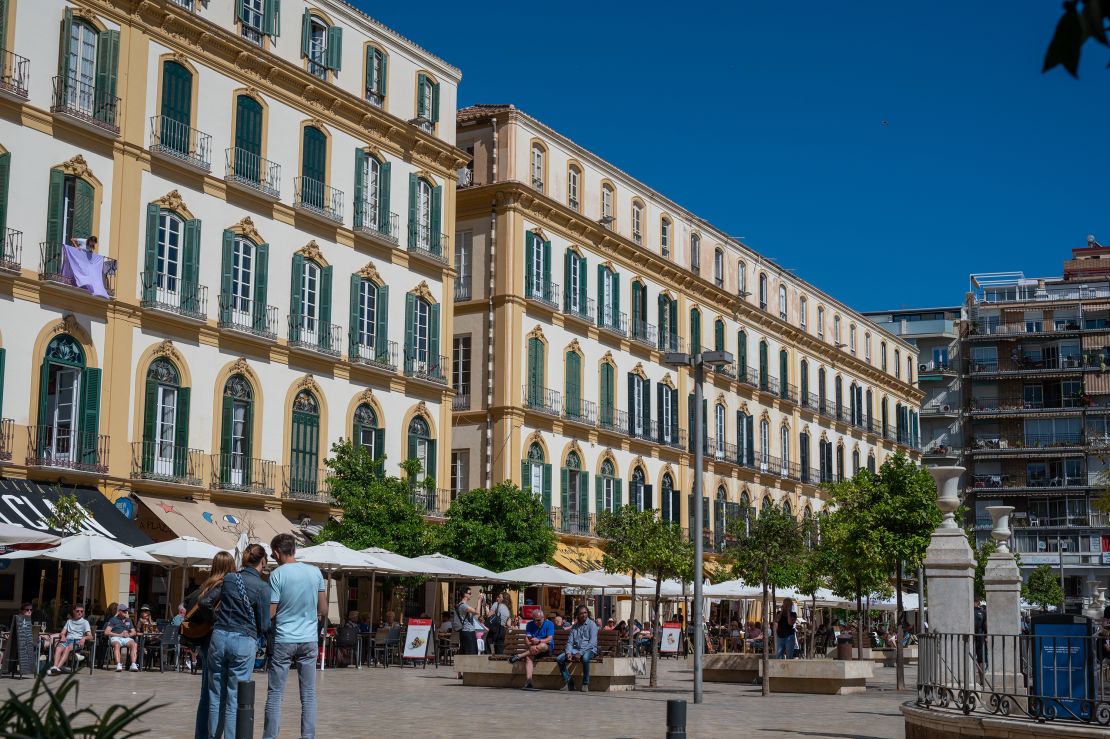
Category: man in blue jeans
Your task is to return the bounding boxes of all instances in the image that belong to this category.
[264,534,326,739]
[556,605,598,692]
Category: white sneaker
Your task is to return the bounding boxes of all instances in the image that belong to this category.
[115,663,123,672]
[75,654,85,663]
[130,663,139,672]
[47,667,59,676]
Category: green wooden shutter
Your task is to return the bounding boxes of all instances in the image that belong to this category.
[736,411,744,464]
[160,61,192,131]
[431,80,440,124]
[182,219,201,314]
[80,367,102,466]
[319,265,333,349]
[378,161,391,231]
[430,186,442,254]
[542,464,552,510]
[632,282,642,329]
[662,484,671,522]
[234,95,263,184]
[596,264,604,325]
[780,351,789,398]
[429,302,441,373]
[378,49,388,96]
[578,473,589,518]
[252,242,269,333]
[715,321,725,352]
[348,273,361,356]
[626,374,635,435]
[615,479,623,510]
[141,378,156,473]
[219,230,234,323]
[36,359,50,457]
[577,255,587,314]
[375,285,389,358]
[690,309,701,354]
[0,347,4,421]
[426,439,437,481]
[219,395,233,481]
[262,0,280,37]
[407,174,417,247]
[0,151,9,239]
[759,342,769,390]
[745,415,755,465]
[353,148,367,229]
[416,74,427,119]
[670,387,678,442]
[327,25,343,70]
[300,8,312,57]
[142,204,160,302]
[73,178,94,240]
[289,253,305,341]
[524,231,534,294]
[404,293,415,370]
[94,29,119,125]
[560,468,569,515]
[520,460,531,492]
[241,396,254,486]
[542,240,551,298]
[57,8,73,80]
[566,351,580,415]
[563,248,572,311]
[595,476,603,516]
[174,387,190,478]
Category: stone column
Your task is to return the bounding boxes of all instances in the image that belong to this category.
[984,505,1023,692]
[924,466,976,636]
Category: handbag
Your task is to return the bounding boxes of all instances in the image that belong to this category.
[180,600,213,642]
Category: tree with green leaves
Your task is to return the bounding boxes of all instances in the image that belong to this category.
[597,507,693,687]
[1023,564,1064,612]
[318,439,430,557]
[726,505,804,696]
[1044,1,1110,78]
[436,482,556,572]
[46,493,86,534]
[793,513,834,658]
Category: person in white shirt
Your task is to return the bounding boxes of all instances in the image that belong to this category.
[47,605,92,675]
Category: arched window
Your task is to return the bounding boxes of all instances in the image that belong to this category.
[780,424,790,474]
[353,403,382,462]
[411,175,442,252]
[63,18,118,122]
[660,217,671,257]
[852,448,861,477]
[289,390,321,495]
[713,248,724,287]
[598,360,615,428]
[299,125,328,210]
[407,415,435,482]
[631,466,648,511]
[140,358,187,479]
[880,342,888,370]
[835,443,844,481]
[867,453,876,473]
[738,261,747,296]
[865,389,874,431]
[599,265,619,330]
[355,150,390,233]
[740,489,750,509]
[567,164,581,210]
[351,275,387,364]
[158,61,194,156]
[562,451,588,533]
[761,495,772,513]
[404,292,440,377]
[598,458,621,513]
[661,472,676,523]
[231,94,264,188]
[782,499,792,516]
[800,359,809,404]
[522,442,550,507]
[632,200,644,243]
[601,183,614,223]
[833,315,842,345]
[530,143,545,192]
[364,44,387,106]
[714,403,726,459]
[758,273,768,310]
[690,233,701,273]
[759,418,770,471]
[894,349,902,379]
[864,333,872,363]
[799,296,808,330]
[778,285,788,321]
[817,305,825,339]
[907,356,914,384]
[219,375,254,488]
[714,319,726,352]
[849,324,857,355]
[142,204,200,317]
[525,336,545,407]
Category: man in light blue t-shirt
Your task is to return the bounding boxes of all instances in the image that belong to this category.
[264,534,326,739]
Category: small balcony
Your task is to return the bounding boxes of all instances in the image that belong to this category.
[141,270,207,321]
[630,319,658,348]
[39,242,117,297]
[454,278,472,301]
[51,76,119,135]
[403,349,448,385]
[0,48,29,100]
[597,307,628,337]
[149,115,212,171]
[968,394,1094,416]
[598,408,629,434]
[658,333,684,353]
[217,293,278,339]
[225,147,281,199]
[711,362,737,380]
[563,398,598,426]
[523,385,562,417]
[283,465,334,503]
[348,336,397,372]
[353,205,399,245]
[969,433,1086,455]
[968,321,1083,339]
[26,426,109,474]
[410,486,454,517]
[408,223,449,265]
[452,393,471,411]
[647,421,687,451]
[969,472,1092,492]
[524,280,561,311]
[210,453,276,495]
[130,442,204,486]
[564,296,596,325]
[557,509,596,537]
[0,418,12,462]
[740,366,761,388]
[0,228,21,272]
[288,315,342,357]
[293,177,344,223]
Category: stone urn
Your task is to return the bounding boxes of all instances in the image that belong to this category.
[985,505,1014,553]
[1099,588,1107,606]
[926,466,965,530]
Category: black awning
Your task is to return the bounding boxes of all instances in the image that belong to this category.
[0,479,153,547]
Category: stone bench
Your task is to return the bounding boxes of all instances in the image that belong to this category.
[763,659,874,695]
[873,646,918,666]
[455,654,646,691]
[697,653,762,683]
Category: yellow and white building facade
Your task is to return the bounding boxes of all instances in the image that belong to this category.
[452,105,923,558]
[0,0,464,604]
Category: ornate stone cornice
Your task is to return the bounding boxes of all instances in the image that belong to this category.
[233,217,263,244]
[153,339,183,364]
[230,357,251,376]
[356,388,375,406]
[526,325,544,341]
[356,261,382,284]
[297,240,324,263]
[58,155,91,178]
[411,281,436,303]
[152,189,195,219]
[296,374,320,393]
[566,338,582,355]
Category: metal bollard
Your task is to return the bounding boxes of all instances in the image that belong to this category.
[236,679,255,739]
[666,699,687,739]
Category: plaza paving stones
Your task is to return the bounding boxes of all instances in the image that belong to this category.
[13,659,914,738]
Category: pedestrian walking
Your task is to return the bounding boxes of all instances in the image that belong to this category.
[184,551,236,739]
[263,533,326,739]
[202,544,270,739]
[775,597,798,659]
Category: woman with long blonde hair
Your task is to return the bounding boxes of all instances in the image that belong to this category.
[187,551,235,739]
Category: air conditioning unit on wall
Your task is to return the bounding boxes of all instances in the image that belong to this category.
[919,362,930,372]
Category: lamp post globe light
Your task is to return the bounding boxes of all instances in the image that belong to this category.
[665,349,733,705]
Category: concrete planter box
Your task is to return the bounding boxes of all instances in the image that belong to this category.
[763,659,874,695]
[875,646,918,666]
[695,653,762,683]
[455,655,646,692]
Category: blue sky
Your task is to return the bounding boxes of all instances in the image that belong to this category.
[357,1,1110,312]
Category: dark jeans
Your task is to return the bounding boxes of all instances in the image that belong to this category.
[556,649,597,684]
[486,626,505,655]
[194,642,209,739]
[458,631,479,655]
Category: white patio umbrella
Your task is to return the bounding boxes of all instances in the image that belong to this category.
[496,563,597,588]
[138,537,227,617]
[411,552,499,581]
[0,524,60,548]
[703,578,762,599]
[361,547,454,627]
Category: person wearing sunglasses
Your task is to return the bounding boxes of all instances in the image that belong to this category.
[104,604,140,672]
[47,606,92,675]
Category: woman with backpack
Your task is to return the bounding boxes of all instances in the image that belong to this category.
[183,551,235,739]
[455,587,483,656]
[485,591,510,655]
[775,597,798,659]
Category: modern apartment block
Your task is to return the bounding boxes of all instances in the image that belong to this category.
[0,0,464,606]
[964,238,1110,609]
[452,104,923,564]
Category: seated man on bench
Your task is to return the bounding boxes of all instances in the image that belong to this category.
[556,604,598,693]
[508,609,554,691]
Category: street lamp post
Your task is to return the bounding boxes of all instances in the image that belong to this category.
[666,348,733,705]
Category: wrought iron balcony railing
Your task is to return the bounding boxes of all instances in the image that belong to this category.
[658,333,684,353]
[0,418,12,462]
[225,147,281,199]
[0,228,21,272]
[294,176,344,223]
[597,307,628,336]
[564,296,596,324]
[408,223,448,264]
[149,115,212,170]
[403,349,448,384]
[410,486,454,517]
[558,509,596,537]
[348,336,397,371]
[288,315,342,357]
[0,48,29,99]
[210,453,275,495]
[523,385,562,417]
[218,293,278,339]
[51,76,118,134]
[452,393,471,411]
[630,319,658,348]
[354,205,399,244]
[141,270,207,320]
[454,278,472,301]
[130,442,204,486]
[598,407,629,434]
[26,426,108,473]
[563,397,598,425]
[525,280,561,310]
[39,242,116,297]
[283,465,334,503]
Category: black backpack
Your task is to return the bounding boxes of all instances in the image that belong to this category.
[336,623,359,648]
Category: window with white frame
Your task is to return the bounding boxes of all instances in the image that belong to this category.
[690,234,700,273]
[601,184,614,223]
[660,217,671,256]
[738,261,747,296]
[567,165,580,210]
[715,403,726,459]
[759,273,768,310]
[355,280,378,353]
[307,15,328,79]
[760,418,770,471]
[714,249,724,287]
[833,315,841,344]
[799,296,807,330]
[155,212,183,294]
[298,261,320,340]
[530,144,544,192]
[864,333,871,363]
[778,285,788,321]
[780,425,790,475]
[632,201,643,243]
[230,237,255,318]
[849,324,857,354]
[240,0,265,44]
[881,342,888,370]
[817,305,825,338]
[894,349,901,378]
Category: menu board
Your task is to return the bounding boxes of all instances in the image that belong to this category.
[402,618,432,661]
[8,615,34,677]
[660,622,682,654]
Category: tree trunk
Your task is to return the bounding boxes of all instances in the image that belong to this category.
[895,565,905,690]
[650,575,662,687]
[761,562,770,697]
[855,576,863,661]
[810,595,817,658]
